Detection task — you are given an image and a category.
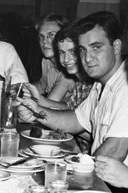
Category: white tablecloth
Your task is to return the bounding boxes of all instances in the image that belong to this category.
[0,174,38,193]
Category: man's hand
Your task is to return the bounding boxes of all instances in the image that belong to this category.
[23,83,40,101]
[95,155,128,188]
[17,97,38,123]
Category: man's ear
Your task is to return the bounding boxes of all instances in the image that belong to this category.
[113,39,122,55]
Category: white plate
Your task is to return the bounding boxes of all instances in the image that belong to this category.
[10,159,44,170]
[18,150,29,158]
[0,171,11,181]
[0,157,45,171]
[18,150,64,162]
[0,166,44,174]
[20,129,73,145]
[22,147,65,159]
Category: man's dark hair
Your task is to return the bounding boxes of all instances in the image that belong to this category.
[73,11,122,45]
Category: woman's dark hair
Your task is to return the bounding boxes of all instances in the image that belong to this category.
[53,22,93,83]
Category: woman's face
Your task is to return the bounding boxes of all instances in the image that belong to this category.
[58,38,78,74]
[39,21,60,59]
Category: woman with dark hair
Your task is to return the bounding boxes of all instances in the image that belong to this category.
[53,23,93,110]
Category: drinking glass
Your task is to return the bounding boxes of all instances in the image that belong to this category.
[0,131,19,159]
[49,180,69,193]
[45,161,67,188]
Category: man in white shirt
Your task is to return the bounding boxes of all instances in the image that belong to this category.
[0,41,28,84]
[17,11,128,164]
[0,41,28,122]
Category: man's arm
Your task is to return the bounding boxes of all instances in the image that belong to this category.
[17,97,84,134]
[93,137,128,161]
[37,105,84,134]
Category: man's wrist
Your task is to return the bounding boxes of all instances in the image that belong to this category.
[35,106,47,121]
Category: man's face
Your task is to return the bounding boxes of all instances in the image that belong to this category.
[58,38,78,74]
[39,21,60,59]
[79,25,119,83]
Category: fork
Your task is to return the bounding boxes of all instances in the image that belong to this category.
[0,156,34,168]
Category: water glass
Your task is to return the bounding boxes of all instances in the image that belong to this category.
[1,95,17,130]
[49,180,69,193]
[45,161,67,188]
[0,131,19,159]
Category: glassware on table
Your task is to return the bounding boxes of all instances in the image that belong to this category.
[49,180,69,193]
[0,131,19,159]
[1,96,17,130]
[28,185,46,193]
[0,79,19,131]
[45,161,67,189]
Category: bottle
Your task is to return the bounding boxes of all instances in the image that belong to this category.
[1,77,17,132]
[0,75,5,132]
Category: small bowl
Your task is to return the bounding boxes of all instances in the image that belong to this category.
[30,144,60,157]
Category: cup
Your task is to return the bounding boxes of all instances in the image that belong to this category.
[45,161,67,188]
[1,95,17,130]
[49,180,69,193]
[0,131,19,159]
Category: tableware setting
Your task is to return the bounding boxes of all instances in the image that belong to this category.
[0,157,45,174]
[20,128,73,145]
[45,161,67,189]
[65,153,94,174]
[0,171,11,181]
[27,184,46,193]
[0,131,20,159]
[19,144,71,160]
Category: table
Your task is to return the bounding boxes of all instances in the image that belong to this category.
[17,125,111,193]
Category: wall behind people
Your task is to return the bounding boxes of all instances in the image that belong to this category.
[120,0,128,29]
[39,0,79,21]
[0,12,42,84]
[77,0,120,19]
[19,22,42,84]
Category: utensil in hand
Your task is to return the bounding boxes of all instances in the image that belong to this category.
[16,83,23,98]
[21,102,47,120]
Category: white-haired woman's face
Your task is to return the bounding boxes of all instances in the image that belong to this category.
[58,38,78,74]
[39,21,60,59]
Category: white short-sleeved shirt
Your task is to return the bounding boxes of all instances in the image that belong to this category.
[0,41,28,121]
[75,61,128,165]
[0,41,28,84]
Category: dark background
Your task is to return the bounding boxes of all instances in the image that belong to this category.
[0,0,126,24]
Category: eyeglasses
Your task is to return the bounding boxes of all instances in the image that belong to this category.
[39,31,57,42]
